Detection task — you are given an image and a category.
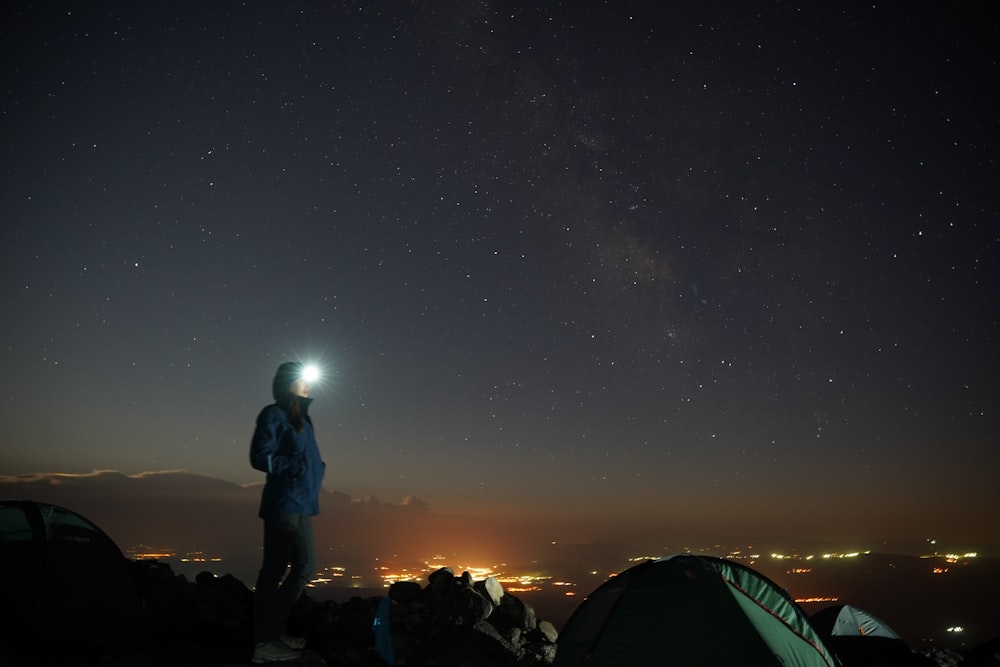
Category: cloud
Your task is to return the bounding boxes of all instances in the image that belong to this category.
[401,495,430,511]
[0,470,535,570]
[0,469,438,548]
[7,469,855,583]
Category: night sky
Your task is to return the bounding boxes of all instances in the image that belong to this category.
[2,3,997,548]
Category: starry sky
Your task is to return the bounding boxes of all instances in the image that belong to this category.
[2,2,997,549]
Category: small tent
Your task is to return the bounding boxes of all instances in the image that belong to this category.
[0,499,145,653]
[554,554,837,667]
[812,604,928,666]
[812,604,901,639]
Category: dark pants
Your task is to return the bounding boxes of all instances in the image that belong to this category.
[253,513,315,643]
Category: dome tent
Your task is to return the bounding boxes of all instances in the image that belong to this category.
[0,499,145,655]
[812,604,933,666]
[812,603,901,639]
[554,554,837,667]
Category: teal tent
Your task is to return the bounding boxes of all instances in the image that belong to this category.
[555,554,837,666]
[812,604,924,666]
[0,499,146,653]
[812,604,900,639]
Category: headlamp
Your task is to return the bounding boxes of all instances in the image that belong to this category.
[301,364,321,383]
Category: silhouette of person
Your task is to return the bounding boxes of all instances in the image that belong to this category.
[249,361,326,663]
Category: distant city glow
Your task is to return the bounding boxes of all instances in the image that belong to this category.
[123,546,222,567]
[920,552,978,562]
[309,565,347,586]
[771,551,868,560]
[131,550,174,560]
[121,540,987,642]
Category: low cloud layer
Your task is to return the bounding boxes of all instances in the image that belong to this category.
[0,470,558,572]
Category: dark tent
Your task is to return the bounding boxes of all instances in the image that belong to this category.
[812,604,934,666]
[0,499,146,653]
[554,554,837,667]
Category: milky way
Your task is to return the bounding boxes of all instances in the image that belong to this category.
[2,2,997,547]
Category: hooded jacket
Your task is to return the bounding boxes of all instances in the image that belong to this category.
[250,396,326,517]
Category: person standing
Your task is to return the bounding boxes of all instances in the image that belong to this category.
[249,361,326,663]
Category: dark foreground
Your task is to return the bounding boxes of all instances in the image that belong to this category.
[1,560,556,667]
[2,558,998,667]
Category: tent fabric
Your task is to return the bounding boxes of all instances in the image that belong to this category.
[812,604,901,639]
[554,554,837,667]
[0,499,146,650]
[811,604,926,666]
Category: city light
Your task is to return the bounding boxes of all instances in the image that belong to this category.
[770,550,869,561]
[120,539,989,646]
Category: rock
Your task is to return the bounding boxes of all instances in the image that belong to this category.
[31,559,559,665]
[26,557,1000,667]
[475,575,505,606]
[379,568,557,665]
[195,572,252,627]
[388,579,422,605]
[537,620,558,644]
[492,592,538,632]
[416,623,519,667]
[427,566,455,589]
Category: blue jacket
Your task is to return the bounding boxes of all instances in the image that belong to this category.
[250,398,326,517]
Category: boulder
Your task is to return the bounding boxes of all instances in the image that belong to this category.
[388,579,422,605]
[475,575,505,606]
[195,571,252,627]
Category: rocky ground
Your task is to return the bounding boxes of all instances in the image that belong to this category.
[2,560,556,666]
[3,559,997,666]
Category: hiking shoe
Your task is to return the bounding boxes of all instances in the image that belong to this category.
[252,640,301,663]
[281,635,307,650]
